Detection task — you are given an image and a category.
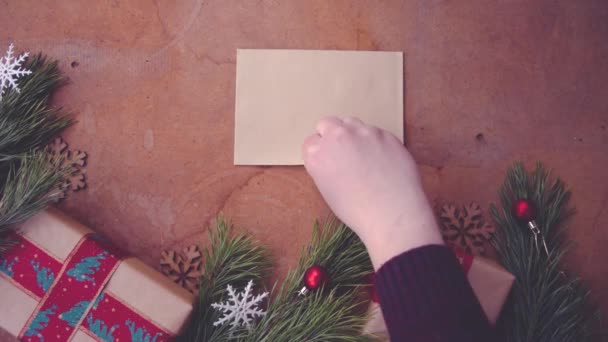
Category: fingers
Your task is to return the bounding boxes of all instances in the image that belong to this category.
[342,116,380,138]
[315,116,343,136]
[342,116,365,127]
[301,133,321,161]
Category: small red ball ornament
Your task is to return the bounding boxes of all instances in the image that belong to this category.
[512,198,551,257]
[512,199,536,222]
[304,265,328,290]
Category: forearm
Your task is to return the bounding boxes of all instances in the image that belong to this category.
[375,245,493,341]
[363,191,444,270]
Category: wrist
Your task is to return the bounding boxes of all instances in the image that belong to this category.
[363,218,444,270]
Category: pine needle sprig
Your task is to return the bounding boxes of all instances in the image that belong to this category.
[177,218,270,342]
[0,151,69,251]
[0,52,73,251]
[239,220,373,341]
[490,162,596,342]
[241,287,371,342]
[0,54,73,161]
[179,219,374,342]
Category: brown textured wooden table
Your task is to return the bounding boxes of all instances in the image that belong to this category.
[2,1,607,339]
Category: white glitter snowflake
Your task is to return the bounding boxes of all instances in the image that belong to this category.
[0,43,32,101]
[211,280,268,329]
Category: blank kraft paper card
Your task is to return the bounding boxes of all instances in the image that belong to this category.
[234,49,403,165]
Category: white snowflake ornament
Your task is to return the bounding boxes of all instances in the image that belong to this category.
[0,43,32,101]
[211,280,268,329]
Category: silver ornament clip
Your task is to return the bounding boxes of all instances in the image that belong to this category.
[528,220,549,257]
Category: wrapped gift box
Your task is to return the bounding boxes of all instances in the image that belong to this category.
[0,209,193,341]
[364,249,515,338]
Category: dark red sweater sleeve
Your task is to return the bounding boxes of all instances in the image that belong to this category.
[375,245,493,341]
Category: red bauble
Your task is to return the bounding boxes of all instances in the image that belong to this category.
[304,265,328,290]
[512,198,536,222]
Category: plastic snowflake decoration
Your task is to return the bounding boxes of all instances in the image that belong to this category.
[0,43,32,101]
[211,280,268,329]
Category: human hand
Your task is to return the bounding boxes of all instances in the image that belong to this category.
[302,117,443,269]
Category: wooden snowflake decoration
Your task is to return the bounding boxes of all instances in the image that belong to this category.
[438,202,494,255]
[160,245,203,294]
[47,137,87,201]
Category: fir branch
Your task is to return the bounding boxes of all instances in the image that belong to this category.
[239,220,373,341]
[241,287,371,342]
[178,218,271,342]
[0,151,68,251]
[490,162,596,342]
[179,219,374,342]
[0,52,73,251]
[0,54,73,161]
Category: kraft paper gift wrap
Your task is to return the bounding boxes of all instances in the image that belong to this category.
[0,209,193,341]
[234,49,404,165]
[363,250,515,339]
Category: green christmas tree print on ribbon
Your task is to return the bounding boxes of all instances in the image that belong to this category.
[126,319,162,342]
[23,305,57,340]
[59,288,108,329]
[0,256,18,277]
[91,292,105,309]
[31,260,55,292]
[59,300,90,327]
[66,251,108,284]
[87,314,118,342]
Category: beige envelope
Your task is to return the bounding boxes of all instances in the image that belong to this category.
[234,49,404,165]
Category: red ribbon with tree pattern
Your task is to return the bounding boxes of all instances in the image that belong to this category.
[0,233,170,341]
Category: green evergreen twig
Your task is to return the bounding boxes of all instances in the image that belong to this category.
[490,162,597,342]
[179,219,374,341]
[0,54,72,161]
[240,220,373,341]
[0,151,68,251]
[178,218,271,342]
[0,52,73,250]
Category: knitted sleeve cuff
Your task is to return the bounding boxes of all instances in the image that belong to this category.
[375,245,492,341]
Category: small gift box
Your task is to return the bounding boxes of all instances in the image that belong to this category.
[0,209,193,341]
[363,249,515,339]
